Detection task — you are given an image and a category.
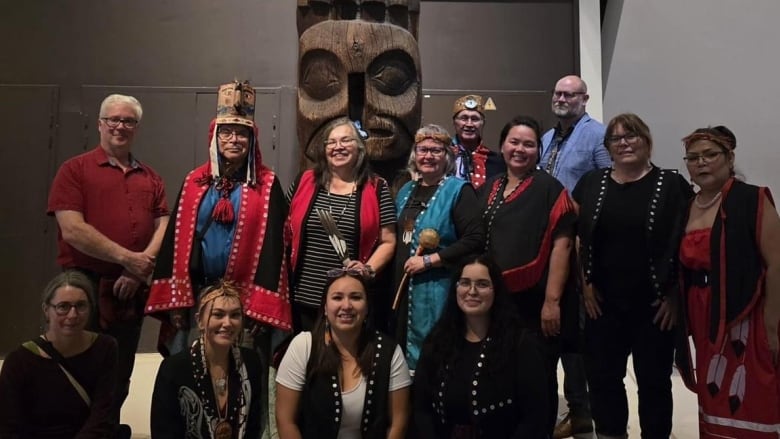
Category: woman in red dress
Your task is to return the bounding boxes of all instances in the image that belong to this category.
[678,125,780,438]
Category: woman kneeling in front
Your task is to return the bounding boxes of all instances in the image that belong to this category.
[151,282,263,438]
[0,271,118,438]
[414,255,550,438]
[276,268,411,439]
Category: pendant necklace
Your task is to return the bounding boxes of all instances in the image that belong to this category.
[327,181,356,225]
[208,359,231,439]
[214,372,227,396]
[401,178,444,245]
[213,372,232,439]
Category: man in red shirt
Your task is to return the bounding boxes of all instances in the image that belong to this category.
[47,94,169,437]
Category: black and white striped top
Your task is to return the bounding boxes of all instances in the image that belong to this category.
[291,181,396,307]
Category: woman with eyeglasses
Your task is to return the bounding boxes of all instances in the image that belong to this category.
[414,255,549,438]
[572,113,692,439]
[275,268,411,439]
[393,124,484,373]
[477,115,577,434]
[287,117,397,332]
[675,126,780,438]
[151,282,263,438]
[0,271,119,438]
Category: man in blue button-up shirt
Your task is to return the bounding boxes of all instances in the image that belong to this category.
[541,75,611,439]
[541,75,611,193]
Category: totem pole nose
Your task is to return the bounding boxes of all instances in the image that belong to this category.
[348,72,365,123]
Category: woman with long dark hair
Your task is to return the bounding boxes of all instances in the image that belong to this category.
[276,269,411,438]
[414,255,549,438]
[478,115,577,434]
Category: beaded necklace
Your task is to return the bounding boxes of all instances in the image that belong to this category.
[694,191,722,209]
[482,172,533,250]
[398,177,446,245]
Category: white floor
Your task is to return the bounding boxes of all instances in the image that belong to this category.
[118,354,700,439]
[0,353,700,438]
[552,360,700,439]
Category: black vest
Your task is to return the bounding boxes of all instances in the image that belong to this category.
[299,331,396,439]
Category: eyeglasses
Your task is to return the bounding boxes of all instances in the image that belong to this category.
[606,133,640,146]
[552,91,586,100]
[49,301,90,316]
[684,150,725,163]
[416,146,446,157]
[217,127,250,141]
[455,115,484,124]
[325,137,357,148]
[456,278,493,293]
[100,117,139,129]
[326,267,364,278]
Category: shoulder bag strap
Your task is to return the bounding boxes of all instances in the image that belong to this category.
[30,337,91,406]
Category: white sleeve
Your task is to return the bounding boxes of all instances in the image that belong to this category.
[274,332,312,391]
[388,344,412,391]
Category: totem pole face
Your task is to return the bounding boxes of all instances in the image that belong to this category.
[297,2,422,178]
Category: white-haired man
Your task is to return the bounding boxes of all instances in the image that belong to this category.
[47,94,169,438]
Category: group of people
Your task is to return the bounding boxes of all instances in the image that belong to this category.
[0,74,778,439]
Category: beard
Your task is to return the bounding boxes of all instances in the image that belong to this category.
[552,104,577,119]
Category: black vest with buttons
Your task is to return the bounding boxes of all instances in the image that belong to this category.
[576,166,692,301]
[299,331,395,439]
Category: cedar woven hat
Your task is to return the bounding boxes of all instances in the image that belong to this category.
[215,80,256,128]
[452,94,485,117]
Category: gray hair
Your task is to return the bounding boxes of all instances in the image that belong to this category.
[42,270,95,309]
[407,124,456,176]
[99,94,143,121]
[313,117,370,187]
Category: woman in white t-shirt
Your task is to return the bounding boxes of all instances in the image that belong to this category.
[276,268,411,439]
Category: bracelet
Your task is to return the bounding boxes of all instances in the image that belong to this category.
[423,254,432,269]
[364,264,376,280]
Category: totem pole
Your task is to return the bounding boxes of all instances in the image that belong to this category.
[297,0,422,182]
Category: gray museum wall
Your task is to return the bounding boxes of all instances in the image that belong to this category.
[602,0,780,195]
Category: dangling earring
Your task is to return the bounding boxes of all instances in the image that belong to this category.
[235,327,243,349]
[199,331,207,355]
[324,314,332,344]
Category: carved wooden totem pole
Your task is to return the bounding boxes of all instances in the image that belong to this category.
[297,0,422,181]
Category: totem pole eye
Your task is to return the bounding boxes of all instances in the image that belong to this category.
[300,50,344,101]
[369,51,416,96]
